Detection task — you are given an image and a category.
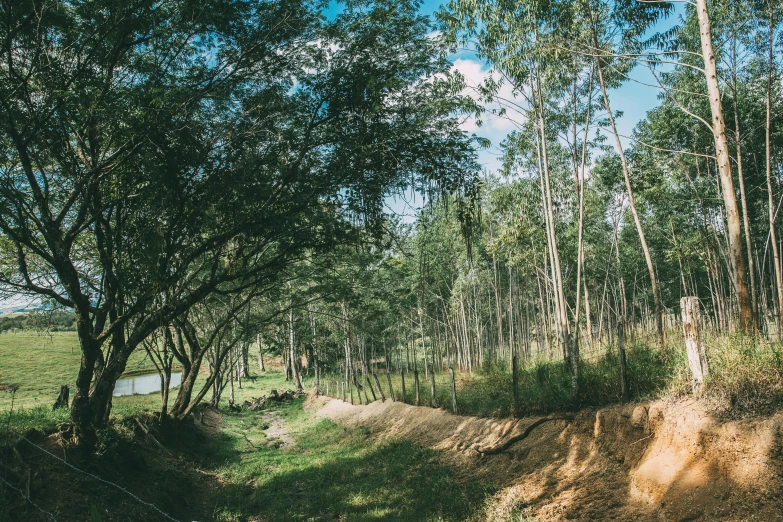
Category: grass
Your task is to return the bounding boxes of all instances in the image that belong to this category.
[322,340,683,418]
[207,397,493,522]
[2,328,783,520]
[323,333,783,418]
[697,334,783,415]
[2,352,493,521]
[5,328,783,421]
[0,331,161,411]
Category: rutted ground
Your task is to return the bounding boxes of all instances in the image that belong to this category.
[308,395,783,521]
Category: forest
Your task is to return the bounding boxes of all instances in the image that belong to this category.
[1,0,783,521]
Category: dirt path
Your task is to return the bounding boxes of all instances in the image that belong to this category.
[261,411,296,448]
[307,395,783,521]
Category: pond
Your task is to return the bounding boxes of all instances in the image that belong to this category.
[113,371,183,397]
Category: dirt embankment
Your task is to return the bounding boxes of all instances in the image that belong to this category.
[307,396,783,521]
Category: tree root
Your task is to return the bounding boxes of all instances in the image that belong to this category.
[472,415,575,456]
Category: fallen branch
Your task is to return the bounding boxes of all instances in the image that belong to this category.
[472,415,575,456]
[134,417,172,456]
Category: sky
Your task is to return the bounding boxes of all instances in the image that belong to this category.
[0,1,686,312]
[384,0,686,220]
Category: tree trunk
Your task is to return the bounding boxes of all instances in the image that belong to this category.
[618,319,628,402]
[429,367,437,408]
[592,18,663,349]
[257,334,266,372]
[533,70,571,373]
[449,367,458,413]
[414,368,421,406]
[400,367,407,404]
[681,297,710,383]
[766,3,783,339]
[695,0,755,332]
[731,41,758,320]
[241,342,250,379]
[289,308,303,394]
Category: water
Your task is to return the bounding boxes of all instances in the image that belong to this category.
[113,371,183,397]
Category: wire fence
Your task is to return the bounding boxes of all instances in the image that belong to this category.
[0,473,58,521]
[1,426,180,522]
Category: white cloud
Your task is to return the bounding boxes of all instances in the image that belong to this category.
[450,57,529,173]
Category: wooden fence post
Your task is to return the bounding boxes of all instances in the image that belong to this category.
[53,385,70,410]
[449,367,458,414]
[373,373,386,401]
[511,354,520,417]
[365,372,377,402]
[681,297,709,383]
[618,318,628,402]
[386,371,396,401]
[414,369,421,406]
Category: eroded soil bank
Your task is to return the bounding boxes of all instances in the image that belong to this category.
[308,396,783,521]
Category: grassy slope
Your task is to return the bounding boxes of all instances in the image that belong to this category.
[2,344,493,521]
[0,331,161,411]
[209,396,492,521]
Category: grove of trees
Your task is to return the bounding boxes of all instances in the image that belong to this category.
[1,0,781,450]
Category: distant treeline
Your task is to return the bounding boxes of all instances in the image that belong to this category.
[0,311,76,333]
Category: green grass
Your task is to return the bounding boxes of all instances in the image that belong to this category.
[321,341,681,418]
[0,331,163,411]
[2,328,782,520]
[207,397,493,522]
[3,343,493,521]
[322,334,783,418]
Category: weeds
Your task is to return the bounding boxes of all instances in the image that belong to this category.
[335,334,783,419]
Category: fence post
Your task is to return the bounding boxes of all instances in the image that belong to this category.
[618,318,628,402]
[373,373,386,401]
[386,371,396,401]
[449,367,458,414]
[414,369,421,406]
[681,297,709,383]
[511,354,520,417]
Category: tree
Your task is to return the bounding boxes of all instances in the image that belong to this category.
[0,0,479,449]
[694,0,755,332]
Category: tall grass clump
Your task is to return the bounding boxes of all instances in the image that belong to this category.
[698,335,783,415]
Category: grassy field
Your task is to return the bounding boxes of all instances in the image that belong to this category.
[0,331,162,412]
[207,397,492,521]
[1,334,492,521]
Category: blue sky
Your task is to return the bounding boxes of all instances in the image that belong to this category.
[422,0,685,171]
[383,0,686,220]
[0,1,687,311]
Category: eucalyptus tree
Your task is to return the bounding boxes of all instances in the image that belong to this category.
[581,0,676,349]
[441,0,577,400]
[755,0,783,335]
[0,0,480,448]
[692,0,756,331]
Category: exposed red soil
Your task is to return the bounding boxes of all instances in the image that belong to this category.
[308,395,783,521]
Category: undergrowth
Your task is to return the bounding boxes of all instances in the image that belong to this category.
[335,334,783,419]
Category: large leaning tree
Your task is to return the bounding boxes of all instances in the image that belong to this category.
[0,0,480,449]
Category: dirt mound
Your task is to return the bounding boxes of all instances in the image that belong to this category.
[309,396,783,521]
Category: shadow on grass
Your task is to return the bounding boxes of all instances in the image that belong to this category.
[208,418,493,522]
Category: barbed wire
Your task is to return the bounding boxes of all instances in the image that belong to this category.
[0,473,58,521]
[19,437,179,522]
